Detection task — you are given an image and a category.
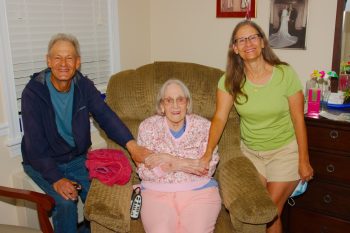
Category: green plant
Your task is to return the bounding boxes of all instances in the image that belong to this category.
[341,61,350,74]
[344,88,350,104]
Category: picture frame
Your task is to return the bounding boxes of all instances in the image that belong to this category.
[268,0,308,49]
[216,0,256,18]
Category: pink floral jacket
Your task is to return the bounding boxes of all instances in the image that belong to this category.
[137,114,219,190]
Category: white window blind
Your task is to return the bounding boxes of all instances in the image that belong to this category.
[5,0,112,110]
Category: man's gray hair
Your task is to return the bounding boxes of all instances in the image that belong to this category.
[156,79,193,115]
[47,33,81,57]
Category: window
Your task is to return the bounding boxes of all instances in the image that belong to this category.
[0,0,120,156]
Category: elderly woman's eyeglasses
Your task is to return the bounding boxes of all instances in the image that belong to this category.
[162,96,187,106]
[234,34,261,46]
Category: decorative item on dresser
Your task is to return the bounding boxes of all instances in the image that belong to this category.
[282,116,350,233]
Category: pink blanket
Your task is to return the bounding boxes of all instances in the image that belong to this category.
[86,149,132,186]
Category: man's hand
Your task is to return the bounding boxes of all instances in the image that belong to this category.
[126,140,152,164]
[53,178,78,201]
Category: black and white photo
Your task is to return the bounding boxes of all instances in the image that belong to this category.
[268,0,308,49]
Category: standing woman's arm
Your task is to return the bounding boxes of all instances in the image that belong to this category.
[288,90,314,182]
[201,89,234,163]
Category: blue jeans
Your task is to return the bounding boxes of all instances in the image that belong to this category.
[23,155,91,233]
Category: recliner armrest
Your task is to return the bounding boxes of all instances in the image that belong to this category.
[84,179,133,233]
[217,156,277,224]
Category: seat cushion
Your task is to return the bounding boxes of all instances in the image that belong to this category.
[0,224,42,233]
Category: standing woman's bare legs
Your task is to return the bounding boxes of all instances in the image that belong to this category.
[266,181,299,233]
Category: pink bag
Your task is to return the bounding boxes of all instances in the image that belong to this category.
[86,149,132,186]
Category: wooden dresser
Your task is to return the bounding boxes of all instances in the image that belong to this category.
[283,116,350,233]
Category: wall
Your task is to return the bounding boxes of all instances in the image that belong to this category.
[118,0,337,87]
[148,0,336,87]
[0,0,339,226]
[118,0,151,70]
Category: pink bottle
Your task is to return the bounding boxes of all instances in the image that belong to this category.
[307,88,321,118]
[339,74,349,91]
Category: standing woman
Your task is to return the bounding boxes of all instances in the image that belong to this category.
[201,20,313,233]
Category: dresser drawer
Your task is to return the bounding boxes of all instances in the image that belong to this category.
[310,150,350,185]
[307,124,350,153]
[288,207,350,233]
[294,181,350,221]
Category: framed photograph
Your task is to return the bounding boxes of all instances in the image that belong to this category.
[268,0,308,49]
[216,0,256,18]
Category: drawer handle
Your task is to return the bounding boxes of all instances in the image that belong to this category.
[329,130,339,139]
[326,164,335,173]
[323,194,332,204]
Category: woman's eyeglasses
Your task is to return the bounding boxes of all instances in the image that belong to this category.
[234,34,261,46]
[162,96,187,106]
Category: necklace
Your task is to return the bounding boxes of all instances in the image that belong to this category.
[245,62,273,87]
[246,68,267,84]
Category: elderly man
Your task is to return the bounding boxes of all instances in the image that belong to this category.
[21,33,149,233]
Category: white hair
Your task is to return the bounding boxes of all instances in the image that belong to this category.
[47,33,80,57]
[155,79,193,115]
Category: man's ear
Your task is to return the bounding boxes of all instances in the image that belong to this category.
[75,56,81,69]
[46,54,51,68]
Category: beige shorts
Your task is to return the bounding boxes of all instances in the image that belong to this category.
[241,139,300,182]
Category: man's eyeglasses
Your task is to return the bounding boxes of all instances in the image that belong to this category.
[162,96,187,106]
[234,34,261,46]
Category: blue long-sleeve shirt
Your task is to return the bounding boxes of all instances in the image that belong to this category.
[21,68,134,184]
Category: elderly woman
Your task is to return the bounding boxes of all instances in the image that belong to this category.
[136,79,221,233]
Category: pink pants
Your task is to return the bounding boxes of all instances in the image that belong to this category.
[140,187,221,233]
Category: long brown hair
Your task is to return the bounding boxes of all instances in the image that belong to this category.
[225,20,288,104]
